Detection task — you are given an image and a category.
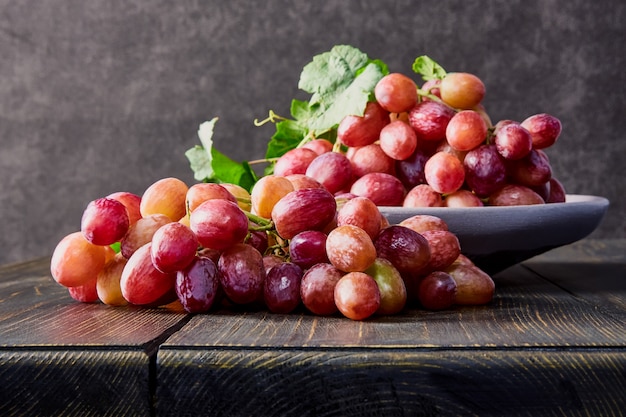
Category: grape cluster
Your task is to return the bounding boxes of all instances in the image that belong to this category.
[50,177,495,320]
[278,71,565,208]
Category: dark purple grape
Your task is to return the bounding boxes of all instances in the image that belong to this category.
[176,256,221,313]
[289,230,329,269]
[218,243,265,305]
[395,147,429,189]
[463,144,507,198]
[263,262,303,314]
[374,225,430,276]
[417,271,457,311]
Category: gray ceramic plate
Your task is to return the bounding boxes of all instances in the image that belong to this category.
[379,195,610,274]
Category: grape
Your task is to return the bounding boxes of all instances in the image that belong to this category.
[250,175,294,219]
[263,254,284,274]
[420,230,461,272]
[140,177,188,222]
[507,149,552,187]
[246,228,269,255]
[350,172,406,206]
[96,253,128,306]
[395,147,428,189]
[444,189,484,207]
[446,110,488,151]
[176,255,221,313]
[336,196,382,240]
[220,183,252,211]
[106,191,142,225]
[218,243,265,305]
[326,225,377,272]
[379,120,418,160]
[424,151,465,194]
[272,188,337,239]
[68,277,99,303]
[300,263,344,315]
[334,272,381,320]
[403,184,444,208]
[337,101,389,148]
[488,184,545,206]
[399,214,449,234]
[374,73,418,113]
[302,138,333,155]
[493,122,533,160]
[417,271,457,311]
[547,177,566,203]
[364,258,407,315]
[151,222,199,273]
[408,100,455,142]
[273,147,319,177]
[445,263,495,305]
[51,231,108,288]
[374,225,431,276]
[121,213,171,259]
[186,183,237,213]
[289,230,329,269]
[305,151,353,194]
[463,144,507,198]
[120,242,177,307]
[81,198,130,246]
[521,113,562,149]
[190,199,249,251]
[263,262,303,314]
[284,174,325,191]
[439,72,485,109]
[347,143,395,178]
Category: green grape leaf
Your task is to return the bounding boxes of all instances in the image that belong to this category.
[185,118,257,191]
[412,55,447,81]
[265,119,308,160]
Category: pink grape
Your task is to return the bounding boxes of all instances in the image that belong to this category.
[305,151,353,194]
[374,225,431,277]
[337,101,389,148]
[336,196,382,240]
[347,143,395,177]
[151,222,199,273]
[507,149,552,187]
[408,100,455,142]
[273,147,319,176]
[521,113,562,149]
[493,122,533,160]
[190,199,249,251]
[272,188,337,240]
[488,184,546,206]
[300,263,344,315]
[424,151,465,194]
[81,197,130,246]
[439,72,486,110]
[374,73,418,113]
[334,272,381,321]
[446,110,488,151]
[444,189,484,207]
[403,184,444,208]
[379,120,418,160]
[350,172,406,206]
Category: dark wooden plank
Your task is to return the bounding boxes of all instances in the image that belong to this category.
[0,257,189,347]
[159,261,625,349]
[155,348,626,417]
[524,239,626,319]
[0,350,152,417]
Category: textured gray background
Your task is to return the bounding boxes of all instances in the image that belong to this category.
[1,0,624,266]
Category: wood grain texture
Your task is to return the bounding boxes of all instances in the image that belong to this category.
[0,350,152,417]
[0,257,189,348]
[155,348,626,417]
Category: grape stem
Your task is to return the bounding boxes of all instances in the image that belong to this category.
[253,110,287,126]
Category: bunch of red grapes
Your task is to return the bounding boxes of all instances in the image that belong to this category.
[50,69,566,320]
[282,71,565,208]
[50,175,495,320]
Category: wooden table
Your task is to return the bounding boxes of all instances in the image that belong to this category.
[1,239,624,416]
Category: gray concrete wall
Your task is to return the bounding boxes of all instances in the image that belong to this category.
[1,0,624,265]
